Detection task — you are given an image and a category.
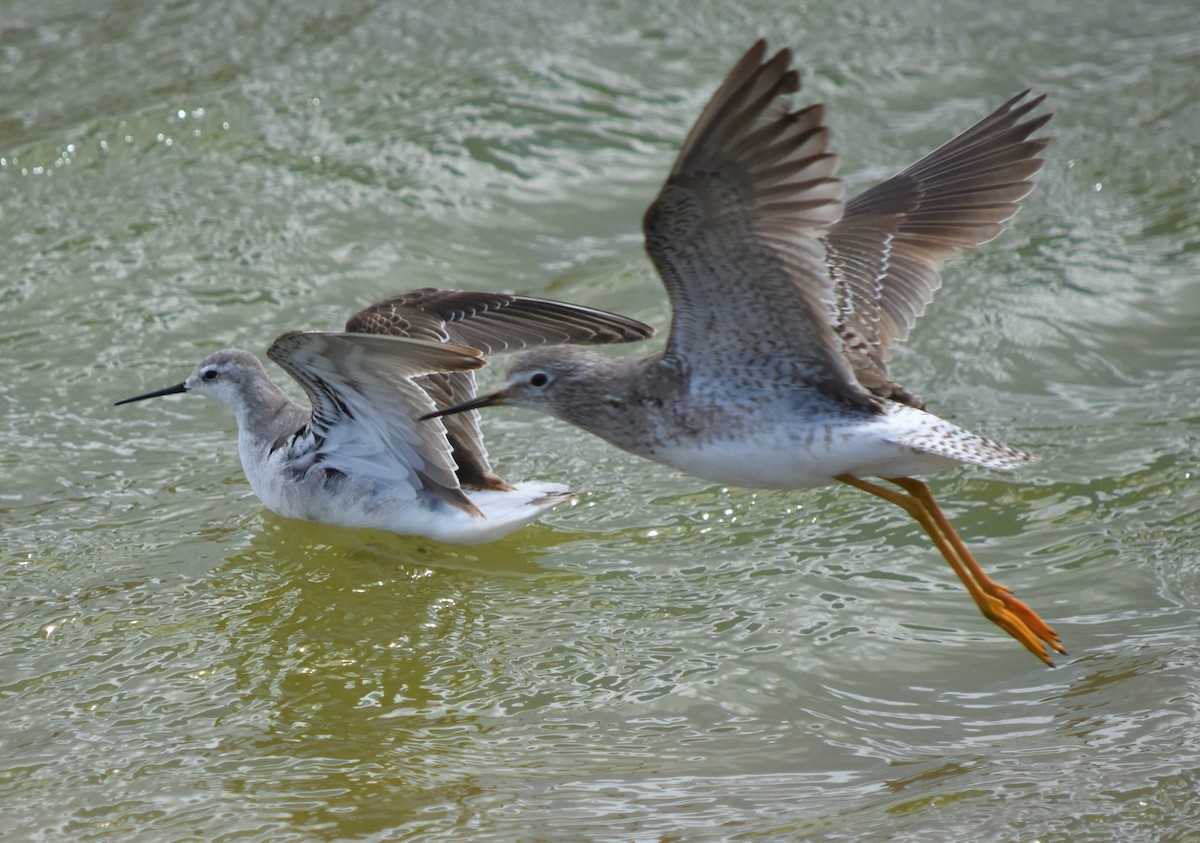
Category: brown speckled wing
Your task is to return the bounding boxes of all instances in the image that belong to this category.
[825,91,1051,404]
[345,288,654,350]
[642,40,870,408]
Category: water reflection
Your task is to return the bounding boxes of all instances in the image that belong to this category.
[195,521,570,836]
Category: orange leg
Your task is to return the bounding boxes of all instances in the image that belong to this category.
[836,474,1064,666]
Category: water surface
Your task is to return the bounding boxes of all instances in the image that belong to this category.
[3,0,1199,840]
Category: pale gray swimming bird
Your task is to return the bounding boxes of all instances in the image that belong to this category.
[427,41,1063,661]
[116,289,653,543]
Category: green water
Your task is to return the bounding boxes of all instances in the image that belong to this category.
[3,0,1199,840]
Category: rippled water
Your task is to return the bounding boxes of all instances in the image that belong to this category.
[3,0,1199,840]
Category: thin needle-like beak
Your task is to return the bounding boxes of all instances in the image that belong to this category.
[420,390,507,421]
[115,382,188,406]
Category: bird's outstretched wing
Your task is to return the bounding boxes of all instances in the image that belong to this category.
[345,287,654,350]
[345,288,655,488]
[825,91,1051,403]
[267,330,486,514]
[642,40,868,406]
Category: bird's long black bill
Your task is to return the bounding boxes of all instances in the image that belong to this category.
[115,382,188,406]
[420,391,506,421]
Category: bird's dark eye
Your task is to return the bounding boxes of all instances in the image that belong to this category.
[529,372,550,388]
[202,369,218,381]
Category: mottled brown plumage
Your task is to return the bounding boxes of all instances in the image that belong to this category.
[826,90,1051,406]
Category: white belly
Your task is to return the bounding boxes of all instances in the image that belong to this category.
[238,437,569,543]
[647,407,976,490]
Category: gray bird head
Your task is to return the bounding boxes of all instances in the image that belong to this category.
[423,346,613,425]
[116,348,270,415]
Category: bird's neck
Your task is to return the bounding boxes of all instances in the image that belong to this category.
[230,378,307,452]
